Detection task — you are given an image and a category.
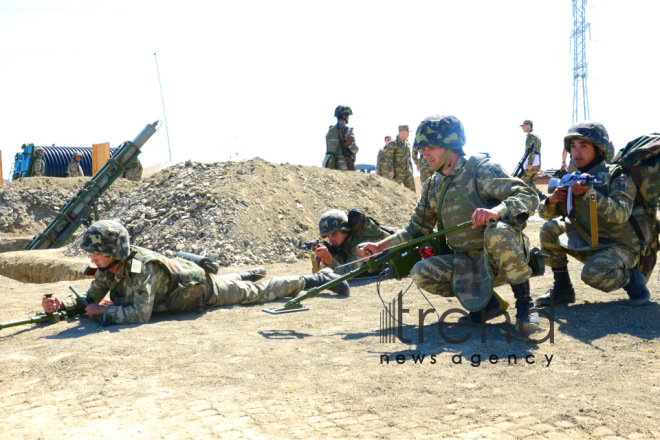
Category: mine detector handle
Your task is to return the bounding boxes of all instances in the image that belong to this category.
[0,293,78,331]
[263,221,472,314]
[25,121,162,250]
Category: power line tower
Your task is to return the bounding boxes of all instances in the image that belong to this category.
[571,0,591,123]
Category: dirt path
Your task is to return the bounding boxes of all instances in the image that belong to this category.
[1,222,659,439]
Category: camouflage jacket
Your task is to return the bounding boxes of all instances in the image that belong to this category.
[67,160,84,177]
[386,155,538,249]
[61,246,210,325]
[538,159,642,251]
[31,158,45,176]
[376,146,388,176]
[525,132,542,167]
[384,137,413,176]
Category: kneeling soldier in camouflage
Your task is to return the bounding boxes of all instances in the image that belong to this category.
[536,122,650,307]
[359,115,541,331]
[41,220,348,326]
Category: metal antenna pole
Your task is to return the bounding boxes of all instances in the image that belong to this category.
[154,52,172,162]
[571,0,591,124]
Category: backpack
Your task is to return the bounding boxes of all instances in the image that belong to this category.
[612,133,660,280]
[347,209,394,239]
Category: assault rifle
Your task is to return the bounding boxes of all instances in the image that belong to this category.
[0,286,90,331]
[337,126,356,171]
[547,173,602,193]
[263,221,472,314]
[512,147,533,178]
[299,239,324,250]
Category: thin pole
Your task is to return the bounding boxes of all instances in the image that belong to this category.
[154,52,172,162]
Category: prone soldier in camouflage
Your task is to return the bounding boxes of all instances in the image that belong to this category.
[31,148,46,177]
[359,115,541,331]
[412,134,433,184]
[124,157,143,181]
[67,151,85,177]
[324,105,359,171]
[519,120,543,199]
[41,220,349,325]
[376,136,391,177]
[384,125,416,191]
[313,209,392,277]
[537,121,650,307]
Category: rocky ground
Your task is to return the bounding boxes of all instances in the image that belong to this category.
[0,162,658,439]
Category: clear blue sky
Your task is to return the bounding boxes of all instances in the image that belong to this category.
[1,0,658,180]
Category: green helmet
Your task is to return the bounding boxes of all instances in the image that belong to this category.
[564,121,610,156]
[334,105,353,118]
[319,209,351,238]
[35,148,45,156]
[413,115,466,150]
[80,220,130,259]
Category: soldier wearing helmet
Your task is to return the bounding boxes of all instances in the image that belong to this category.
[384,125,416,192]
[519,120,544,200]
[359,115,542,332]
[41,220,351,325]
[312,209,392,278]
[67,151,85,177]
[537,121,650,307]
[323,105,359,171]
[30,148,46,177]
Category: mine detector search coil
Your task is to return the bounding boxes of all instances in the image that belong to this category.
[25,121,161,250]
[263,221,473,314]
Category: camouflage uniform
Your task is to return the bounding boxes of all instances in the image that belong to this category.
[124,158,143,181]
[67,152,84,177]
[539,156,642,293]
[385,135,416,192]
[386,155,538,307]
[324,106,358,171]
[520,131,542,196]
[376,145,389,177]
[60,245,306,325]
[412,144,433,184]
[31,149,46,177]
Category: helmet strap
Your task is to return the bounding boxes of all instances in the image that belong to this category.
[434,149,453,173]
[98,259,120,272]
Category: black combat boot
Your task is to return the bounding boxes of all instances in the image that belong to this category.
[624,269,650,306]
[535,266,575,306]
[303,269,350,296]
[511,281,540,332]
[457,294,505,325]
[239,266,267,282]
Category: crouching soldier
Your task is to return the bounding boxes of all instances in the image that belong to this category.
[358,115,541,331]
[41,220,348,326]
[536,122,650,307]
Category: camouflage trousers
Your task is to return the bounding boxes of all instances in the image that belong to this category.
[521,166,542,196]
[395,171,416,192]
[205,273,304,306]
[410,221,532,298]
[540,219,638,292]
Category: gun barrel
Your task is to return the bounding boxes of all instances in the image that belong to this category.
[0,311,68,330]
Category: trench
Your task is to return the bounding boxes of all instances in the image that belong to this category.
[0,248,90,284]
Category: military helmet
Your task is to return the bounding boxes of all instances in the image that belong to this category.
[413,115,466,150]
[80,220,130,260]
[319,209,351,238]
[334,105,353,118]
[564,121,610,156]
[35,148,45,156]
[73,151,83,159]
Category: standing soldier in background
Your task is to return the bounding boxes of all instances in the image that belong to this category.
[323,105,358,171]
[124,157,143,181]
[385,125,416,192]
[31,148,46,177]
[412,134,432,184]
[67,151,85,177]
[519,120,544,200]
[376,136,391,177]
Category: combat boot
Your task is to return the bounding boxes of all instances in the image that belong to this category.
[239,266,267,282]
[303,269,350,296]
[457,293,506,325]
[624,270,650,306]
[511,281,540,332]
[535,266,575,306]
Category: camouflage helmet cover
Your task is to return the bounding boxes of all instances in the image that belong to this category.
[35,148,45,156]
[413,115,466,150]
[334,105,353,118]
[564,121,610,156]
[73,151,83,158]
[319,209,351,238]
[80,220,130,259]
